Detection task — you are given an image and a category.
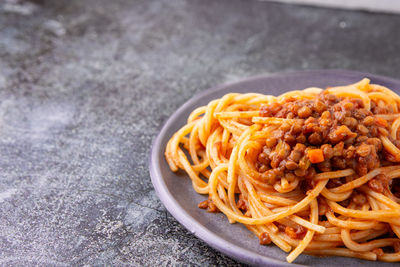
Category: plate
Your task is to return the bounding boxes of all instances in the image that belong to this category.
[149,70,400,266]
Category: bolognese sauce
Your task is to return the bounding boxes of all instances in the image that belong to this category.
[165,78,400,263]
[257,91,396,196]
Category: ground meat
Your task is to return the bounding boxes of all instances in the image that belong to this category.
[329,125,357,144]
[305,167,317,179]
[331,156,346,169]
[289,149,302,163]
[345,146,356,158]
[327,178,343,188]
[298,106,312,118]
[257,91,393,181]
[363,116,375,126]
[333,142,344,156]
[368,174,390,193]
[356,143,371,157]
[266,137,277,148]
[258,152,270,165]
[236,194,248,211]
[317,160,331,172]
[198,200,208,209]
[198,199,220,213]
[372,248,384,257]
[343,116,358,129]
[321,144,334,159]
[296,134,307,143]
[285,226,298,239]
[259,232,271,245]
[285,161,298,170]
[367,138,382,151]
[207,201,219,212]
[357,124,369,135]
[284,225,306,239]
[352,192,367,205]
[308,132,323,145]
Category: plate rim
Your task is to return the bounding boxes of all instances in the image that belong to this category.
[149,69,400,267]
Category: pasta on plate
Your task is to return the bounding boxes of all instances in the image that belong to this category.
[165,78,400,263]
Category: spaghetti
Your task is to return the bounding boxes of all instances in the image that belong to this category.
[165,78,400,263]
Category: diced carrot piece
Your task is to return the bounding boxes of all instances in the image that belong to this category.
[307,149,325,164]
[375,117,388,127]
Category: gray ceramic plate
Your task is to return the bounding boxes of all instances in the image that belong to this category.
[149,70,400,267]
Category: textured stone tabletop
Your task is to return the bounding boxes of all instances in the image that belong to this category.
[0,0,399,266]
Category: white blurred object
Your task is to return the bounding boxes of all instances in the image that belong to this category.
[2,0,38,16]
[261,0,400,14]
[43,20,66,37]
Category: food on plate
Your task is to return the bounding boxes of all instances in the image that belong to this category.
[165,78,400,263]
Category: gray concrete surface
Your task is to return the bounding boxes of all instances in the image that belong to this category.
[0,0,399,266]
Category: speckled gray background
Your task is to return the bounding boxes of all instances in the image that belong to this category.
[0,0,399,266]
